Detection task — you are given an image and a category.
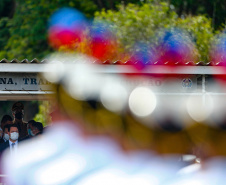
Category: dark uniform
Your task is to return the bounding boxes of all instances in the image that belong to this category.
[12,102,28,139]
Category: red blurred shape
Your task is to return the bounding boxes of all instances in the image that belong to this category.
[93,59,102,64]
[196,61,206,66]
[209,61,219,66]
[90,38,118,62]
[184,61,196,66]
[48,27,84,50]
[113,60,124,65]
[154,61,160,65]
[205,62,211,66]
[102,60,111,64]
[124,60,134,65]
[174,61,185,66]
[216,61,224,66]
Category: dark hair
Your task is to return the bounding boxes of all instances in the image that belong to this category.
[28,120,36,125]
[8,124,21,133]
[12,102,24,111]
[1,115,12,124]
[3,124,10,132]
[32,122,44,133]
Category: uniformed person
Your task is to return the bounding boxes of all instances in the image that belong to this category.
[11,102,28,139]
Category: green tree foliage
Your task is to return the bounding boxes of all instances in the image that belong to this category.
[91,0,143,10]
[0,0,224,61]
[0,0,15,18]
[0,0,142,60]
[0,0,99,60]
[175,16,215,62]
[0,18,11,51]
[95,2,215,62]
[169,0,226,30]
[34,101,51,126]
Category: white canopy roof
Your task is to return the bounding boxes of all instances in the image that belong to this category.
[0,60,225,100]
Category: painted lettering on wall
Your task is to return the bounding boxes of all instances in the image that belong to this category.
[23,78,51,85]
[0,78,14,84]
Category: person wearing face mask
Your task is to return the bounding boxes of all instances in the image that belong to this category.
[1,115,13,130]
[21,120,36,140]
[0,124,21,154]
[3,124,10,142]
[30,121,43,137]
[27,120,36,136]
[12,102,28,139]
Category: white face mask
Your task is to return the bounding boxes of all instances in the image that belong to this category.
[30,131,35,137]
[4,133,9,141]
[10,132,19,141]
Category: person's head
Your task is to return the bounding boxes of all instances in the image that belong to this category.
[8,124,20,142]
[1,115,13,130]
[12,102,24,121]
[31,122,43,136]
[3,124,10,141]
[4,124,10,134]
[27,120,36,136]
[0,128,3,138]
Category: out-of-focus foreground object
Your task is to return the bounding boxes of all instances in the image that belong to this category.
[3,6,226,185]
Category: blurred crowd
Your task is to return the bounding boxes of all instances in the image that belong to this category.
[0,102,45,155]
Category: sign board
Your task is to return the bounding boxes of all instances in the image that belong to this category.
[0,73,198,93]
[120,74,198,93]
[0,73,51,91]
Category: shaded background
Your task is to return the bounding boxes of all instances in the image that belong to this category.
[0,101,39,123]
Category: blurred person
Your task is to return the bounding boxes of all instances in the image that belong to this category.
[0,124,21,155]
[1,57,194,185]
[21,120,36,141]
[42,125,51,132]
[0,128,4,144]
[27,120,36,137]
[30,121,43,136]
[3,124,10,143]
[1,115,12,130]
[162,99,226,185]
[163,124,226,185]
[11,102,28,139]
